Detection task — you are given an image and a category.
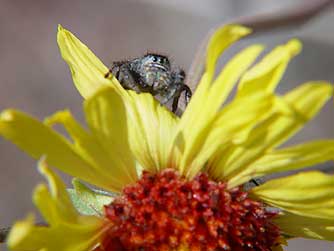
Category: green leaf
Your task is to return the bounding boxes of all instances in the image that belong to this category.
[67,178,114,216]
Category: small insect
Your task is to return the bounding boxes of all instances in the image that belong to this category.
[105,53,192,113]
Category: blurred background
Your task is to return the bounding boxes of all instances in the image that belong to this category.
[0,0,333,250]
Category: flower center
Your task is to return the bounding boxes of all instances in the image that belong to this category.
[102,169,280,251]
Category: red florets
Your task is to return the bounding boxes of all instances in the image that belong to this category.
[103,169,280,251]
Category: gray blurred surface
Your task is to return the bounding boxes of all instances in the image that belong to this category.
[0,0,333,250]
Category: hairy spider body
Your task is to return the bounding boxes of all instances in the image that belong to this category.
[105,54,192,113]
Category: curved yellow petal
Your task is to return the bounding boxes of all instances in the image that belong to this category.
[179,26,254,132]
[33,162,77,224]
[206,24,251,82]
[207,44,265,115]
[86,86,178,173]
[128,91,179,171]
[187,92,274,178]
[234,140,334,182]
[0,109,99,185]
[274,212,334,241]
[251,171,334,220]
[8,214,104,251]
[285,82,333,119]
[46,109,136,192]
[57,25,123,98]
[84,89,137,180]
[217,82,332,187]
[237,39,302,97]
[176,45,263,176]
[87,87,150,170]
[7,161,105,251]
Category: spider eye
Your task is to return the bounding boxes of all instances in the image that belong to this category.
[152,56,158,62]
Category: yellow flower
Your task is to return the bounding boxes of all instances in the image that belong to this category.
[1,24,333,251]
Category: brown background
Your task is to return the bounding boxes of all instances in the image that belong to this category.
[0,0,333,250]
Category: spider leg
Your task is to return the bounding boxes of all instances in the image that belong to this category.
[109,63,142,93]
[250,179,259,186]
[182,85,192,105]
[104,70,112,79]
[172,93,181,113]
[105,61,122,79]
[171,84,193,113]
[117,65,138,90]
[160,86,176,104]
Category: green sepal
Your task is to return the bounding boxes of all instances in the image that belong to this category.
[67,178,114,216]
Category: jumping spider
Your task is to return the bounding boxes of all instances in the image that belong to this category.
[105,53,192,113]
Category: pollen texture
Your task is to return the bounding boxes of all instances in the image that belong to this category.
[103,169,280,251]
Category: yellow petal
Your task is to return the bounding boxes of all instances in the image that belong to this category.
[206,44,264,115]
[57,25,123,98]
[33,161,77,224]
[84,89,137,181]
[179,26,254,133]
[186,92,274,178]
[237,39,302,97]
[0,109,99,185]
[235,140,334,181]
[128,90,180,171]
[45,109,133,192]
[177,45,263,176]
[218,82,332,187]
[251,171,334,219]
[7,161,105,251]
[8,214,104,251]
[285,82,333,119]
[274,212,334,241]
[206,24,251,82]
[86,86,178,173]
